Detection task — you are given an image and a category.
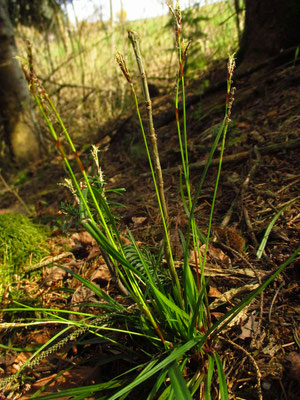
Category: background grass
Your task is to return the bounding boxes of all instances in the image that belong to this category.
[14,1,243,148]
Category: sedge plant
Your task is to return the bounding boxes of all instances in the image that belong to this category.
[1,3,299,399]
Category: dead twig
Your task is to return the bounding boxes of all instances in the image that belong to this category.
[209,283,259,310]
[220,335,263,400]
[175,260,265,280]
[268,282,285,323]
[0,171,32,217]
[22,252,75,273]
[143,138,300,176]
[241,146,261,248]
[216,241,264,346]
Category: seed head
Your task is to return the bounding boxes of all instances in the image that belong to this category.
[115,51,132,83]
[227,54,236,79]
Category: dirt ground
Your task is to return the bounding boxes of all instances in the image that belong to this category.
[0,54,299,399]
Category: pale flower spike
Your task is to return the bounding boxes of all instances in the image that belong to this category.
[59,178,80,204]
[91,145,105,185]
[228,54,236,77]
[91,144,100,169]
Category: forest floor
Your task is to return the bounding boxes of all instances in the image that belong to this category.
[0,55,300,399]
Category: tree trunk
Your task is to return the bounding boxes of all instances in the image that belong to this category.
[238,0,300,68]
[0,0,40,164]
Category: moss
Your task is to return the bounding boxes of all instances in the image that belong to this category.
[0,213,50,276]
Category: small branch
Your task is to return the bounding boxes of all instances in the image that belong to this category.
[209,283,259,310]
[220,336,263,400]
[241,145,260,248]
[142,138,300,176]
[22,252,75,273]
[0,172,32,217]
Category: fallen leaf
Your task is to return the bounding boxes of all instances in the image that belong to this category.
[90,265,112,283]
[44,266,67,287]
[120,234,131,245]
[196,244,232,267]
[239,312,259,340]
[262,343,281,357]
[210,284,258,309]
[19,367,99,399]
[71,285,98,306]
[211,311,225,320]
[71,231,96,247]
[132,216,148,226]
[9,352,31,374]
[208,286,222,298]
[28,329,52,345]
[86,245,101,260]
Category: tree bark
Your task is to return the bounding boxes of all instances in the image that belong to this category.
[238,0,300,68]
[0,0,40,163]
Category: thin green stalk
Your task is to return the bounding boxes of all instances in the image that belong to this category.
[21,47,133,294]
[202,56,236,272]
[169,4,203,296]
[22,49,160,325]
[127,31,179,293]
[32,92,93,222]
[25,43,123,254]
[43,93,118,249]
[115,47,183,308]
[22,50,116,245]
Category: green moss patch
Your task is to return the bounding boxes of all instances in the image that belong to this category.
[0,213,50,295]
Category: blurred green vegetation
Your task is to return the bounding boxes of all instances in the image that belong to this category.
[14,1,243,147]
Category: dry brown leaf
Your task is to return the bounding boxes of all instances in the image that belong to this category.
[28,330,52,345]
[120,234,131,245]
[225,306,249,330]
[211,311,225,320]
[210,283,258,309]
[44,266,67,287]
[238,312,259,340]
[197,244,232,267]
[71,285,98,306]
[19,367,99,399]
[262,342,282,357]
[208,286,222,298]
[71,231,96,246]
[86,245,101,260]
[132,216,148,226]
[9,352,31,374]
[90,265,112,283]
[71,231,102,261]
